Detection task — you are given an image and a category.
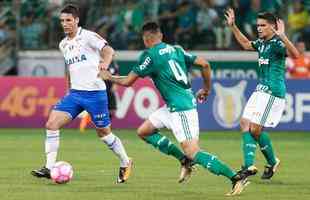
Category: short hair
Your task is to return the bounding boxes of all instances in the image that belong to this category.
[142,22,161,34]
[60,4,79,18]
[257,12,277,25]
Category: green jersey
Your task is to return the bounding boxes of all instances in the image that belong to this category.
[251,36,287,98]
[132,42,197,112]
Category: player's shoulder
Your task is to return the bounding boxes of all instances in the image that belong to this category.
[59,37,67,50]
[270,36,285,47]
[81,28,106,41]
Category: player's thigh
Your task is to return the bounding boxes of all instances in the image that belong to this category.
[46,110,72,130]
[242,91,272,126]
[170,109,199,143]
[264,96,285,127]
[148,106,172,130]
[48,92,84,129]
[54,92,84,119]
[83,91,111,129]
[242,91,259,121]
[137,120,157,138]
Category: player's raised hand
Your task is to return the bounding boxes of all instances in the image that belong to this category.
[98,69,112,80]
[272,19,285,36]
[225,8,235,26]
[196,88,210,103]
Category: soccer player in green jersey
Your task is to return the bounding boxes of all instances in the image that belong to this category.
[225,9,300,179]
[99,22,249,196]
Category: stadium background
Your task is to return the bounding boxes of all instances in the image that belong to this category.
[0,1,309,200]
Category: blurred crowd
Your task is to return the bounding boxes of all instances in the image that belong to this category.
[0,0,309,77]
[0,0,309,50]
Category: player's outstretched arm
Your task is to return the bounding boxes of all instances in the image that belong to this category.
[99,45,115,70]
[225,8,254,50]
[194,56,211,103]
[98,70,139,87]
[273,19,300,58]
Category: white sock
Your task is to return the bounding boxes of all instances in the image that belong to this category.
[101,133,130,167]
[45,130,60,169]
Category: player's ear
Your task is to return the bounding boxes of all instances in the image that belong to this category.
[159,32,163,40]
[75,17,79,25]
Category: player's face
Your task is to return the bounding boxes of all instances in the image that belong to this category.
[60,13,79,35]
[257,19,274,39]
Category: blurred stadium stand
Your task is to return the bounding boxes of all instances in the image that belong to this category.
[0,0,309,75]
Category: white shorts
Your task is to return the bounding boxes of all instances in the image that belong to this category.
[149,106,199,142]
[242,91,285,127]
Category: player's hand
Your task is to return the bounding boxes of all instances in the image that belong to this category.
[225,8,235,27]
[196,88,210,103]
[98,69,112,80]
[98,62,109,71]
[271,19,285,36]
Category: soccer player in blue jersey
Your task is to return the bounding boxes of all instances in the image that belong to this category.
[31,4,132,183]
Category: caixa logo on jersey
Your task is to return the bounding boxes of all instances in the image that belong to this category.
[212,81,247,128]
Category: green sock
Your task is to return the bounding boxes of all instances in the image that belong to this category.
[144,132,185,161]
[258,132,277,166]
[193,151,236,179]
[242,132,257,168]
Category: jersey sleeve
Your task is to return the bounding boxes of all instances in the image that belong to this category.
[175,45,197,67]
[132,52,154,77]
[87,32,108,50]
[251,39,262,51]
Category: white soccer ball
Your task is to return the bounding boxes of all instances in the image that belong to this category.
[50,161,73,184]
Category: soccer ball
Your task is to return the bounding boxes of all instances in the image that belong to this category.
[50,161,73,184]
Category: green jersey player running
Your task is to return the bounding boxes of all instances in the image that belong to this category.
[225,9,300,179]
[99,22,249,196]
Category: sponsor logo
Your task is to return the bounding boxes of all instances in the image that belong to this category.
[65,54,87,65]
[258,58,269,66]
[139,57,151,70]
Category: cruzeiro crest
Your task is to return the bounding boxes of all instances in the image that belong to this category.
[212,81,247,128]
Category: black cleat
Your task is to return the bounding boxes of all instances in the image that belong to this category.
[261,158,280,180]
[238,165,258,178]
[31,167,51,179]
[226,172,250,196]
[178,157,195,183]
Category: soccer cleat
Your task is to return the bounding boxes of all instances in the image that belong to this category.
[261,158,280,180]
[226,173,250,196]
[178,157,195,183]
[31,167,51,179]
[117,158,133,184]
[238,165,258,178]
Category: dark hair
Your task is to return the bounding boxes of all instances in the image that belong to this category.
[142,22,161,33]
[60,4,79,18]
[257,12,277,25]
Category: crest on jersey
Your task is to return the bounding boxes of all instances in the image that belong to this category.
[212,81,247,128]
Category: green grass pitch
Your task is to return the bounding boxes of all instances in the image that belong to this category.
[0,128,309,200]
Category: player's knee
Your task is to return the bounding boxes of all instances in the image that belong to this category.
[96,127,111,137]
[249,125,262,139]
[45,120,59,131]
[137,126,147,139]
[182,142,200,160]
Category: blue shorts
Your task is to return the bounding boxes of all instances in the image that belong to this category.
[54,89,110,128]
